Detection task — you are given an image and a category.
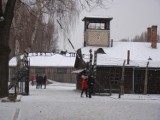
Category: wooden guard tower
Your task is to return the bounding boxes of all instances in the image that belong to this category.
[82,17,113,47]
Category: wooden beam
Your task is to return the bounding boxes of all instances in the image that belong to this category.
[144,61,149,94]
[119,60,126,98]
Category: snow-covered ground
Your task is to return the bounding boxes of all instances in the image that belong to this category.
[0,82,160,120]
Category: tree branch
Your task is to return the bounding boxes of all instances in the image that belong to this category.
[0,0,3,16]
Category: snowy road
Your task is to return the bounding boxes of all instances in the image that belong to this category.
[1,82,160,120]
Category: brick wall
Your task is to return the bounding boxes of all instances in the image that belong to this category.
[151,25,157,48]
[147,25,157,48]
[84,29,109,47]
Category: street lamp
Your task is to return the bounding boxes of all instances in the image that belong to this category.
[148,56,152,61]
[144,56,152,94]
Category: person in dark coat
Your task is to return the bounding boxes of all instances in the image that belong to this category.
[43,75,47,89]
[36,74,39,89]
[38,75,43,89]
[81,75,88,97]
[87,76,95,98]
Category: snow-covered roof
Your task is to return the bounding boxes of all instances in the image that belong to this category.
[9,42,160,68]
[81,42,160,68]
[9,53,76,67]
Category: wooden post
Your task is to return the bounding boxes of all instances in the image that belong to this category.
[127,50,130,64]
[111,39,113,47]
[144,61,149,94]
[119,60,126,98]
[14,85,16,94]
[132,67,135,93]
[89,49,93,76]
[93,50,97,80]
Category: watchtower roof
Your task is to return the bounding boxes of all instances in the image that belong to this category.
[82,17,113,23]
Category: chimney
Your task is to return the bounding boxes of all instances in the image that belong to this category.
[147,27,152,42]
[127,50,130,64]
[151,25,157,48]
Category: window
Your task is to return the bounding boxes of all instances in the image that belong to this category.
[88,23,105,29]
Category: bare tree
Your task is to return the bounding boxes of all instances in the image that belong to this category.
[131,32,147,42]
[0,0,16,98]
[9,1,55,58]
[0,0,108,98]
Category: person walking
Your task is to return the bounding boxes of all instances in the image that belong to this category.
[43,74,47,89]
[36,74,39,89]
[81,75,88,97]
[87,75,95,98]
[38,75,43,89]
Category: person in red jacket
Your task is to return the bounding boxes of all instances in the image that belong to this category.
[31,74,35,86]
[81,75,88,97]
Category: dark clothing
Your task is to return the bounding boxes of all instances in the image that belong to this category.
[43,75,47,89]
[36,75,43,89]
[36,74,39,89]
[38,76,43,89]
[36,74,47,89]
[88,76,95,98]
[81,89,88,97]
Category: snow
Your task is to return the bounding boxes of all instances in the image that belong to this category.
[81,42,160,67]
[1,82,160,120]
[5,42,160,120]
[9,53,76,67]
[9,42,160,68]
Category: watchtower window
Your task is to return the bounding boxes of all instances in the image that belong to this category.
[88,23,105,30]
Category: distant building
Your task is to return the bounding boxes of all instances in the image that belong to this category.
[74,17,160,94]
[9,53,76,83]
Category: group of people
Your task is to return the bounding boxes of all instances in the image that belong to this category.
[36,74,47,89]
[32,72,94,97]
[81,74,95,98]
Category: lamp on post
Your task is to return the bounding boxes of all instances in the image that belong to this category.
[144,56,152,94]
[148,56,152,61]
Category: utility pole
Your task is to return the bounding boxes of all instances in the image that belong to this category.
[144,61,149,94]
[119,60,126,98]
[88,49,93,76]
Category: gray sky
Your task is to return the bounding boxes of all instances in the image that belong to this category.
[58,0,160,51]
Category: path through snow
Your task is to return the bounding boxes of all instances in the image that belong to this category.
[0,82,160,120]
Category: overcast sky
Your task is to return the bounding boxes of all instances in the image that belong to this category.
[58,0,160,51]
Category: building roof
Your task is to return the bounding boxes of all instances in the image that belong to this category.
[9,53,76,67]
[80,42,160,68]
[82,17,113,23]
